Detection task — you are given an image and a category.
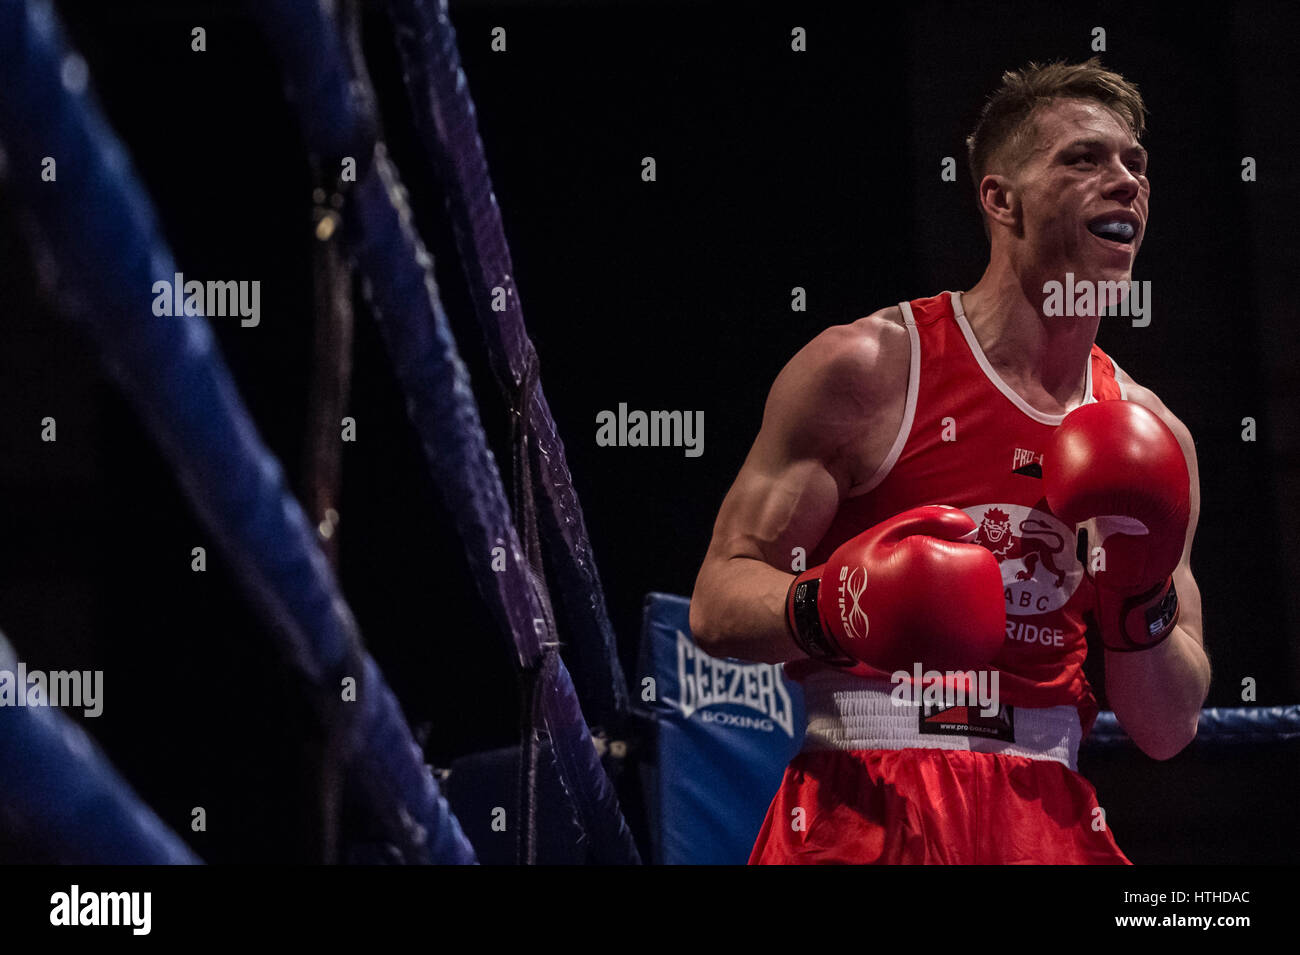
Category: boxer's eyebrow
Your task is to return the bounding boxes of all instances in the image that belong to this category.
[1118,143,1149,166]
[1060,138,1149,164]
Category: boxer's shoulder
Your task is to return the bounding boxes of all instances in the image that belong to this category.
[1112,367,1192,447]
[787,309,910,480]
[791,307,909,403]
[774,306,909,407]
[763,309,910,473]
[1110,367,1198,488]
[852,305,910,361]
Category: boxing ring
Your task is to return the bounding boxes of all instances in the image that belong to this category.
[0,0,1295,865]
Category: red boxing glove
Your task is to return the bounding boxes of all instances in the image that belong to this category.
[785,505,1006,673]
[1044,400,1190,651]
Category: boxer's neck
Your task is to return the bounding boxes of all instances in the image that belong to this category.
[962,265,1100,415]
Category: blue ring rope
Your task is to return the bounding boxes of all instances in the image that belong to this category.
[383,0,630,728]
[248,0,641,863]
[350,141,641,865]
[1088,705,1300,749]
[0,633,200,864]
[0,0,475,865]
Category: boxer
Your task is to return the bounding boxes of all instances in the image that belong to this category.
[690,58,1209,864]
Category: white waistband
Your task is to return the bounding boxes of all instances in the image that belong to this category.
[800,669,1082,771]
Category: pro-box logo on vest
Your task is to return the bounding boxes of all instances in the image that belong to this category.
[963,503,1084,616]
[1011,447,1044,478]
[675,632,796,737]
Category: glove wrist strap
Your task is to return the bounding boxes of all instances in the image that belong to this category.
[786,573,857,668]
[1100,577,1180,652]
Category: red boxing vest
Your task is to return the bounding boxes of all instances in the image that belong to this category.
[784,291,1127,737]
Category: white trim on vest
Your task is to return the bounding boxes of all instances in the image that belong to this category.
[950,290,1096,424]
[848,304,921,497]
[1109,356,1130,399]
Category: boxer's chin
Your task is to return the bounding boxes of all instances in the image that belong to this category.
[1068,271,1133,319]
[1097,277,1133,313]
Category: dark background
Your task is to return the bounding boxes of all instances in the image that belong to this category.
[0,0,1296,862]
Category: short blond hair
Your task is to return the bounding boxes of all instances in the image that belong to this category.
[966,59,1147,227]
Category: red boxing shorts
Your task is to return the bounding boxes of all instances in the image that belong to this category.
[749,671,1131,865]
[749,747,1130,864]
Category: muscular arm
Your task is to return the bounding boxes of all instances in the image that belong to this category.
[688,311,909,663]
[1104,372,1211,759]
